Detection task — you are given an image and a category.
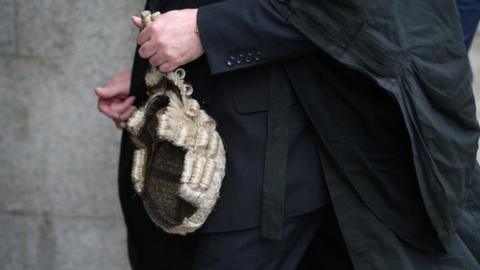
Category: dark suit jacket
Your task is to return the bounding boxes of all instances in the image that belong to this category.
[119,0,329,247]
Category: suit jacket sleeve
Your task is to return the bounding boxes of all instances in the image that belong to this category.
[196,0,318,75]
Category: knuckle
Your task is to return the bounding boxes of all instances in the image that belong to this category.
[152,23,161,33]
[156,38,166,49]
[163,48,173,58]
[98,105,108,115]
[166,58,177,68]
[149,58,157,66]
[159,65,170,73]
[171,59,180,68]
[163,56,172,66]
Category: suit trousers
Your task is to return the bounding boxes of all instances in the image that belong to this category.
[191,202,354,270]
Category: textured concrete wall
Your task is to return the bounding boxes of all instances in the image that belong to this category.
[0,0,145,269]
[469,33,480,119]
[469,36,480,160]
[2,1,480,269]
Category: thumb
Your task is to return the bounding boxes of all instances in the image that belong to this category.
[95,87,110,98]
[95,86,126,99]
[131,16,144,29]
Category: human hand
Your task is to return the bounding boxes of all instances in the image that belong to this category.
[131,9,204,72]
[95,69,136,129]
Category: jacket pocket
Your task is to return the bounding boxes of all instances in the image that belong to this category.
[233,64,298,114]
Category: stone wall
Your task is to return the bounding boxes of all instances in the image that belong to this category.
[1,1,480,269]
[469,33,480,120]
[0,0,145,269]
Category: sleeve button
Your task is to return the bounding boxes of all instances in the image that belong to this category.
[226,60,234,67]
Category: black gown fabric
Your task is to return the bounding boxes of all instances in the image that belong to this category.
[267,0,480,269]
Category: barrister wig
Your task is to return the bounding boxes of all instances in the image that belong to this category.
[125,11,226,235]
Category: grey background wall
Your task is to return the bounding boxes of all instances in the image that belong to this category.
[0,0,145,269]
[1,1,480,269]
[469,35,480,122]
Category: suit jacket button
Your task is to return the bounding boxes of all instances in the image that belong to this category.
[254,51,262,61]
[245,57,252,63]
[226,60,233,67]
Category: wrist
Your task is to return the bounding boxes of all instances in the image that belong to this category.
[193,9,205,55]
[193,9,200,36]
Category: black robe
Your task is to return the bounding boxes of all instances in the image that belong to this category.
[269,0,480,268]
